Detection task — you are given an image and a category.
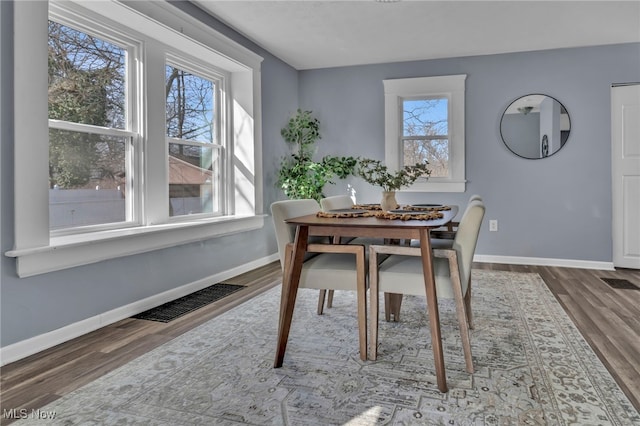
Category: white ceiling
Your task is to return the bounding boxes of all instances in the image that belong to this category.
[193,1,640,70]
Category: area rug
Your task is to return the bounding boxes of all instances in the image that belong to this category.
[13,271,639,425]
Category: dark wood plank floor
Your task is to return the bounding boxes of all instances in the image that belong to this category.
[1,262,639,424]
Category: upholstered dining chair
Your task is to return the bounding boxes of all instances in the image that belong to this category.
[320,195,360,245]
[368,199,485,373]
[319,194,388,311]
[428,194,483,249]
[271,199,368,360]
[414,195,483,327]
[320,194,356,215]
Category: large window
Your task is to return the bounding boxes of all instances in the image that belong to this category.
[165,61,222,218]
[48,20,134,231]
[384,75,466,192]
[9,0,264,277]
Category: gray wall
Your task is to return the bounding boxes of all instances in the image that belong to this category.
[0,1,298,347]
[298,43,640,262]
[1,0,639,351]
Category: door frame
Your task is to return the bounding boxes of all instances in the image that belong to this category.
[611,83,640,269]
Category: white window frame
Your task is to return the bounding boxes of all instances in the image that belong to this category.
[383,75,467,192]
[7,0,264,277]
[164,55,226,219]
[47,11,141,234]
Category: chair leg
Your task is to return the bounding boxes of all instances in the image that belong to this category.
[383,293,402,322]
[316,289,335,314]
[465,277,473,329]
[384,293,391,322]
[317,290,327,315]
[368,246,379,360]
[448,253,474,373]
[356,247,367,361]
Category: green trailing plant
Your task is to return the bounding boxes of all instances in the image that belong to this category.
[277,109,357,202]
[356,158,431,192]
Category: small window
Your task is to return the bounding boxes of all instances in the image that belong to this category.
[402,97,449,178]
[384,75,466,192]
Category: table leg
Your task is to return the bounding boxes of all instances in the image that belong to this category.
[274,225,308,368]
[419,228,448,393]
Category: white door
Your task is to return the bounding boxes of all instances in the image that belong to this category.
[612,84,640,269]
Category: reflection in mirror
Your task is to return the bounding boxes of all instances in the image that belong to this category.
[500,94,571,159]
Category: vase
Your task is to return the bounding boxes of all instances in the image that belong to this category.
[380,191,398,212]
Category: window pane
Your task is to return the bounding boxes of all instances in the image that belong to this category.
[166,65,215,143]
[403,139,449,178]
[49,129,128,229]
[48,21,126,129]
[169,143,218,216]
[403,98,448,137]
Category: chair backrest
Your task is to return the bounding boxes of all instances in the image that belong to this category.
[271,199,321,271]
[320,195,354,211]
[468,194,482,203]
[452,200,485,292]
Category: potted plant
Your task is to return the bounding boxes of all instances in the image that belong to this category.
[356,158,431,211]
[277,109,357,202]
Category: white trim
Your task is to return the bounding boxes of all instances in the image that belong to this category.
[8,0,264,275]
[0,253,279,366]
[6,216,265,277]
[473,254,615,271]
[48,120,137,138]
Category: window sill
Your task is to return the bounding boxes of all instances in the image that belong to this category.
[5,215,265,277]
[402,180,467,193]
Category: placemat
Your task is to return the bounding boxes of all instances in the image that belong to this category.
[351,204,385,210]
[375,211,444,220]
[317,211,377,218]
[403,204,452,211]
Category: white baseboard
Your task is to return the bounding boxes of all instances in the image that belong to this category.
[0,254,280,366]
[473,254,615,271]
[0,252,615,366]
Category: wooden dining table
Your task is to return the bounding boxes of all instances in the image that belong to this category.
[273,206,459,393]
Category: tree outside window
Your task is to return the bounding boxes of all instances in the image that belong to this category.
[402,98,449,178]
[48,21,129,229]
[165,64,220,217]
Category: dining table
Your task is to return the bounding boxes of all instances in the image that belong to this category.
[273,205,459,393]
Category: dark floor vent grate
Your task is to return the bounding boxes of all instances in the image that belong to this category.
[600,278,639,290]
[132,283,244,323]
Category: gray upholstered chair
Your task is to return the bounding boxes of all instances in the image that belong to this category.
[271,199,368,360]
[411,194,483,323]
[427,194,483,249]
[319,195,388,310]
[368,199,485,373]
[320,194,355,213]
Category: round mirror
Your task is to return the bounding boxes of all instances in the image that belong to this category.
[500,94,571,159]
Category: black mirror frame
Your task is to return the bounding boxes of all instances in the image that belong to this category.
[500,94,571,160]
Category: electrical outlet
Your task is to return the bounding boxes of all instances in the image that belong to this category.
[489,220,498,232]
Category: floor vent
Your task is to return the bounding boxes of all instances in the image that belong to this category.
[600,278,639,290]
[132,283,244,322]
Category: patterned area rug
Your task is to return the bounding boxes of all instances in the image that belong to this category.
[14,271,639,425]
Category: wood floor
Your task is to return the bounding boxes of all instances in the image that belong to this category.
[1,262,639,424]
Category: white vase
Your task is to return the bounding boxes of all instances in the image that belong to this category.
[380,191,398,212]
